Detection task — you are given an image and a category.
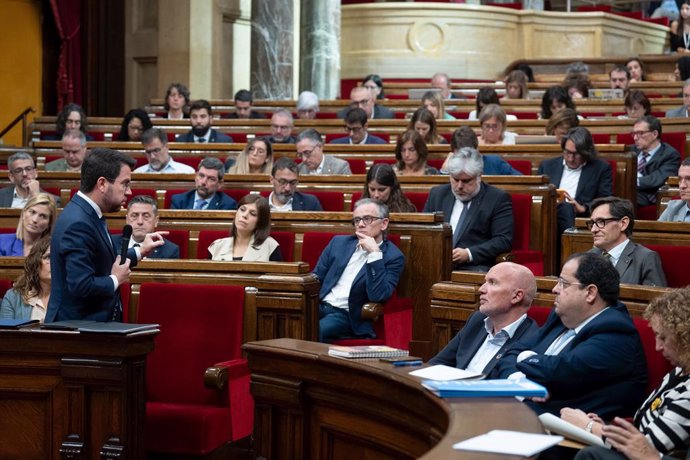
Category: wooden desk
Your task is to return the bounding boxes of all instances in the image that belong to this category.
[244,338,543,460]
[0,328,157,460]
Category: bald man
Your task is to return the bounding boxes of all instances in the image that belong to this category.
[338,86,395,120]
[429,262,539,376]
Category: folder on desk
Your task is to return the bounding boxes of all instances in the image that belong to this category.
[42,321,159,334]
[0,318,40,329]
[422,378,547,398]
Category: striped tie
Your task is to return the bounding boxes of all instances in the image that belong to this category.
[637,152,649,174]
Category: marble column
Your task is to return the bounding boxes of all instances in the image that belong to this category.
[300,0,341,99]
[250,0,295,99]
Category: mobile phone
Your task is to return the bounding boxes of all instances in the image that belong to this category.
[380,356,422,363]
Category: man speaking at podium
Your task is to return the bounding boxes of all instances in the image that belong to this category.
[45,148,166,323]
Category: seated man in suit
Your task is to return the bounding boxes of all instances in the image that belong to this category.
[329,108,386,145]
[538,126,612,235]
[46,130,87,172]
[314,198,404,342]
[112,195,179,259]
[267,109,296,144]
[170,157,237,210]
[338,86,395,120]
[440,126,522,175]
[423,147,513,272]
[659,157,690,222]
[175,100,233,143]
[224,89,265,119]
[494,253,648,420]
[296,129,352,175]
[429,262,539,375]
[588,196,666,286]
[431,72,458,99]
[610,66,630,92]
[665,78,690,118]
[633,115,681,207]
[268,157,323,211]
[135,128,195,174]
[0,152,60,208]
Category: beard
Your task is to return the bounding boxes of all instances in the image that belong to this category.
[274,191,292,204]
[192,125,210,137]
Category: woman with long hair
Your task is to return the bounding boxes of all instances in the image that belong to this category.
[408,107,446,144]
[116,109,153,142]
[540,86,577,120]
[52,103,91,140]
[363,163,417,212]
[0,236,52,322]
[478,104,517,145]
[422,90,455,120]
[0,193,57,256]
[626,57,647,82]
[393,130,438,176]
[208,194,282,261]
[362,74,385,100]
[505,70,530,99]
[163,83,190,119]
[227,138,273,174]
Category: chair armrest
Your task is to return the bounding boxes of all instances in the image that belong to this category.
[361,302,384,322]
[203,358,249,390]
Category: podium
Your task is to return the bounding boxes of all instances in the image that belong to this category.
[0,328,158,460]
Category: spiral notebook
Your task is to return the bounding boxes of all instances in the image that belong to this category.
[328,345,408,359]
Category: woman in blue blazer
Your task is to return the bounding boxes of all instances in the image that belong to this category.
[0,193,57,257]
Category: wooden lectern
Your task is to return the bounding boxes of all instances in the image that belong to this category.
[0,328,158,460]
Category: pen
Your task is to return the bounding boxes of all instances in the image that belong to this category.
[392,360,423,367]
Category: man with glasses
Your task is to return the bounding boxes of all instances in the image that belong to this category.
[267,109,296,144]
[313,198,404,342]
[329,108,386,145]
[135,128,194,174]
[46,130,88,172]
[423,147,513,272]
[296,129,351,175]
[588,196,666,286]
[494,252,647,419]
[337,86,395,120]
[112,195,179,259]
[170,157,237,210]
[268,157,323,211]
[0,152,60,208]
[632,115,681,207]
[664,78,690,118]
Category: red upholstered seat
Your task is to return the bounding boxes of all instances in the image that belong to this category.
[197,230,230,259]
[591,133,611,144]
[163,189,187,208]
[646,245,690,288]
[637,205,657,220]
[634,316,673,393]
[138,283,252,455]
[302,232,413,349]
[347,158,367,174]
[174,157,202,169]
[527,305,551,325]
[165,229,190,259]
[0,279,13,300]
[510,194,544,275]
[309,191,345,212]
[507,159,532,175]
[270,231,294,262]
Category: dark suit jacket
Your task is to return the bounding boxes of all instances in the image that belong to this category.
[111,235,180,259]
[423,182,513,270]
[337,104,395,120]
[329,134,387,145]
[223,111,265,119]
[313,235,404,337]
[267,135,297,144]
[538,157,613,213]
[45,194,139,322]
[493,305,648,419]
[170,190,237,210]
[291,191,323,211]
[175,129,233,143]
[483,155,522,175]
[591,241,667,286]
[429,311,539,376]
[636,143,681,206]
[0,186,61,208]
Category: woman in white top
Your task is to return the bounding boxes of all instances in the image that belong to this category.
[477,104,517,146]
[208,195,282,261]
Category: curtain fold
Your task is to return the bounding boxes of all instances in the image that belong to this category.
[50,0,82,110]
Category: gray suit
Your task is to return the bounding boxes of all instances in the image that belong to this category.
[665,106,688,118]
[297,155,352,175]
[591,240,667,286]
[658,199,690,222]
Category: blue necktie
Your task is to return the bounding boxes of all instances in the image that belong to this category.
[194,199,207,210]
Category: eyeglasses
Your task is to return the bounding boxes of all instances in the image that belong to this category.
[363,84,379,91]
[556,277,585,289]
[351,216,383,226]
[481,123,501,131]
[11,166,36,175]
[145,147,163,156]
[631,130,651,137]
[563,148,580,157]
[271,124,292,132]
[274,178,298,187]
[585,217,621,230]
[129,126,144,132]
[351,98,370,107]
[297,146,319,159]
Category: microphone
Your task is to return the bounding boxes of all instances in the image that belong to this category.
[120,225,132,265]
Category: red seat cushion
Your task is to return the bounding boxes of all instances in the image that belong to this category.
[510,194,544,275]
[164,229,190,258]
[197,230,230,259]
[309,191,345,212]
[507,159,532,175]
[633,317,672,394]
[646,245,690,288]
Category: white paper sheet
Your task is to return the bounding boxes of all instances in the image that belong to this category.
[408,364,482,381]
[453,430,564,456]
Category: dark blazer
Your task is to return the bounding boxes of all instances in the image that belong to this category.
[337,104,396,120]
[0,186,61,208]
[175,129,233,143]
[223,111,265,119]
[483,155,522,175]
[591,241,667,287]
[429,311,539,376]
[291,191,323,211]
[329,134,387,145]
[111,235,180,259]
[170,190,237,210]
[538,157,613,213]
[313,235,404,337]
[493,304,648,419]
[636,143,681,206]
[45,194,139,322]
[0,234,22,256]
[267,135,297,144]
[423,182,513,270]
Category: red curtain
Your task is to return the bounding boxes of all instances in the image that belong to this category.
[50,0,82,111]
